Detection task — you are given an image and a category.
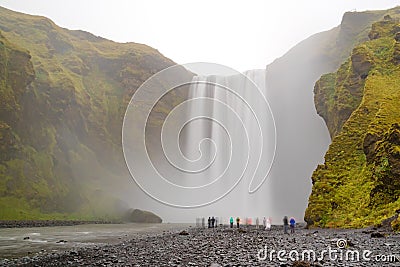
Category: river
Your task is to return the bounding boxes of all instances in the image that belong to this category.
[0,223,191,259]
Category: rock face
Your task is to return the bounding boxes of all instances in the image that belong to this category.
[0,6,191,220]
[313,45,372,138]
[125,209,162,223]
[306,17,400,228]
[0,32,35,162]
[263,6,400,222]
[393,32,400,65]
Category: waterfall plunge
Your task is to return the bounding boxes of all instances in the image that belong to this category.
[122,62,327,223]
[178,70,276,206]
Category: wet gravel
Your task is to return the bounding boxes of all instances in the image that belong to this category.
[1,226,399,266]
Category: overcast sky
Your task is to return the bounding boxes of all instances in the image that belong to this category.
[0,0,399,71]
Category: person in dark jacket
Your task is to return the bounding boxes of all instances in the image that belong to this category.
[236,217,240,228]
[283,216,289,234]
[208,217,211,228]
[211,216,215,228]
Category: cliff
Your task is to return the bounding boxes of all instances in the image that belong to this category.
[0,6,189,220]
[263,6,400,221]
[305,15,400,229]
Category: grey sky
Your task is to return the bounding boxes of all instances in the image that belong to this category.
[0,0,398,71]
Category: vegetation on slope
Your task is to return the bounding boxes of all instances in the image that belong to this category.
[264,6,400,220]
[306,15,400,228]
[0,6,188,220]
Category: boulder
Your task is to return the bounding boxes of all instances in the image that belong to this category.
[371,232,385,238]
[178,230,189,236]
[125,209,162,223]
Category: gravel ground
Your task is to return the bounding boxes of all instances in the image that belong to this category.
[1,225,399,266]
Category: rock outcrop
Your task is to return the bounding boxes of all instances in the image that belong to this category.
[306,18,400,228]
[125,209,162,223]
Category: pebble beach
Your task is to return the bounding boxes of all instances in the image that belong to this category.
[1,224,399,267]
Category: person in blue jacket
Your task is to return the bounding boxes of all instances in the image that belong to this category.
[290,217,296,234]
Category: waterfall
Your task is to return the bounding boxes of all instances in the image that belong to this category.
[123,63,280,221]
[122,60,331,223]
[180,69,276,199]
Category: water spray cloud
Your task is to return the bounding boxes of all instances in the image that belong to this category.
[122,62,276,208]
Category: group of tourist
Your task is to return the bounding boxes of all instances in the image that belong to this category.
[203,215,296,234]
[283,216,296,234]
[207,216,218,228]
[228,216,272,230]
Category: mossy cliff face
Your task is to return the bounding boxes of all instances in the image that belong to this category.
[313,45,372,138]
[306,16,400,228]
[0,32,34,161]
[0,6,189,220]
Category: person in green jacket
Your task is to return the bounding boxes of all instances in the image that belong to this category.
[230,217,234,228]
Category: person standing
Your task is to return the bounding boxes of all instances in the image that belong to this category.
[230,217,234,228]
[208,217,211,228]
[256,217,259,229]
[290,217,296,234]
[262,217,266,229]
[215,217,218,228]
[236,217,240,228]
[283,216,289,234]
[266,217,272,230]
[211,216,215,228]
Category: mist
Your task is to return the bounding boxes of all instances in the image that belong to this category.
[116,56,331,223]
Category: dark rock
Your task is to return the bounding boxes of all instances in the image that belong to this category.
[371,232,385,238]
[380,214,399,231]
[179,230,189,236]
[394,42,400,65]
[69,251,78,255]
[362,230,374,234]
[347,240,355,247]
[292,261,311,267]
[363,133,380,162]
[395,32,400,42]
[384,15,393,21]
[125,209,162,223]
[351,47,372,77]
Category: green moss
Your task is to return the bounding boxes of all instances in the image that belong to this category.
[306,19,400,228]
[0,6,185,220]
[391,217,400,232]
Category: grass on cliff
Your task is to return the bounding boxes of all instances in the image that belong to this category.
[0,6,177,220]
[307,25,400,228]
